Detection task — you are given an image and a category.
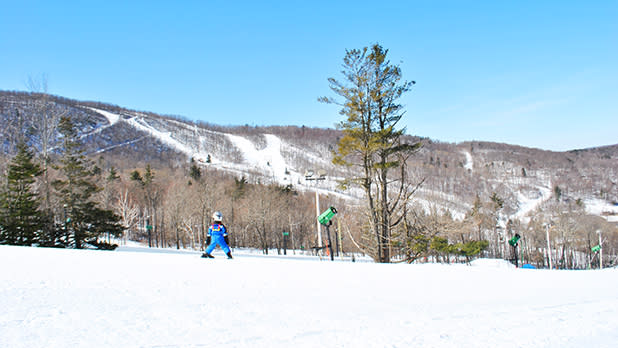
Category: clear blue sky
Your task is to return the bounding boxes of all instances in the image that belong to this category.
[1,1,616,151]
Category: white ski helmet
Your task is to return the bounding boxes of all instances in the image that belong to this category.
[212,211,223,222]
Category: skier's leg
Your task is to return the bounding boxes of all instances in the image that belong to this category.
[219,236,231,254]
[205,239,217,255]
[216,235,232,258]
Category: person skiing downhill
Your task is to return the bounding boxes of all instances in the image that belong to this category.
[202,211,233,259]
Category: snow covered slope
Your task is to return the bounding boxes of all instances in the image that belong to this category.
[3,92,617,221]
[88,107,346,196]
[84,107,618,222]
[2,245,617,348]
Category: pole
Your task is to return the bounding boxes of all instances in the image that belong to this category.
[598,230,603,270]
[305,170,326,254]
[283,232,288,256]
[338,218,343,259]
[545,224,553,269]
[335,224,340,257]
[513,244,519,268]
[316,190,322,249]
[325,224,334,261]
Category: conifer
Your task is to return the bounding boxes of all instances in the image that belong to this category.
[0,142,44,245]
[52,116,124,249]
[320,44,421,262]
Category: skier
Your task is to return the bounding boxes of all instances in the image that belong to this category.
[202,211,233,259]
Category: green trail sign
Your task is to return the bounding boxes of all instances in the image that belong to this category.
[592,245,601,253]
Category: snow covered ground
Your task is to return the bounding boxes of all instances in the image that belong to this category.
[585,198,618,223]
[1,245,617,348]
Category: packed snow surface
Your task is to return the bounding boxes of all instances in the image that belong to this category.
[585,198,618,222]
[3,245,616,348]
[462,151,473,171]
[225,133,288,181]
[89,107,119,125]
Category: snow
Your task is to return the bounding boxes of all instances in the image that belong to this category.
[88,107,119,125]
[585,198,618,222]
[122,115,214,164]
[82,108,348,199]
[86,108,211,164]
[1,245,617,348]
[225,134,289,181]
[462,151,473,171]
[513,185,552,221]
[224,134,349,197]
[77,109,618,226]
[469,258,517,269]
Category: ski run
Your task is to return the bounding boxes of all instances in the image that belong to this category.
[1,244,617,348]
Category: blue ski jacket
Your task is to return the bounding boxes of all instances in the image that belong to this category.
[205,223,230,254]
[207,223,227,237]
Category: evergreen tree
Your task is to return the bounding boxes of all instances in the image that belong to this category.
[458,240,489,263]
[554,185,562,202]
[144,164,155,185]
[0,142,44,245]
[107,166,120,181]
[189,161,202,182]
[52,116,124,249]
[490,192,504,210]
[130,170,143,183]
[320,43,421,262]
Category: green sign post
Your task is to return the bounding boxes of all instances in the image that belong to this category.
[318,207,337,261]
[509,233,521,267]
[283,232,290,255]
[146,218,153,248]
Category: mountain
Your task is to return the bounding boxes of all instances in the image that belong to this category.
[1,90,617,224]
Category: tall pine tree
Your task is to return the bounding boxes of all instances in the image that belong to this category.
[0,142,44,245]
[320,44,421,263]
[52,116,124,249]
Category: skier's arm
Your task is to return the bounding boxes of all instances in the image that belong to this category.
[223,224,230,245]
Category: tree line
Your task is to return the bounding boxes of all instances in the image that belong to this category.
[0,116,123,249]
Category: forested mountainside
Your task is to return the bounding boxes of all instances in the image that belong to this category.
[2,90,617,217]
[1,90,617,267]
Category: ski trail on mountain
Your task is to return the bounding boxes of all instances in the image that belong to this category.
[225,134,288,181]
[88,107,119,125]
[79,107,618,223]
[462,151,473,171]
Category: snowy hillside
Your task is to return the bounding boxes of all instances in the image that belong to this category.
[1,91,617,223]
[1,245,617,348]
[87,107,352,197]
[88,107,618,222]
